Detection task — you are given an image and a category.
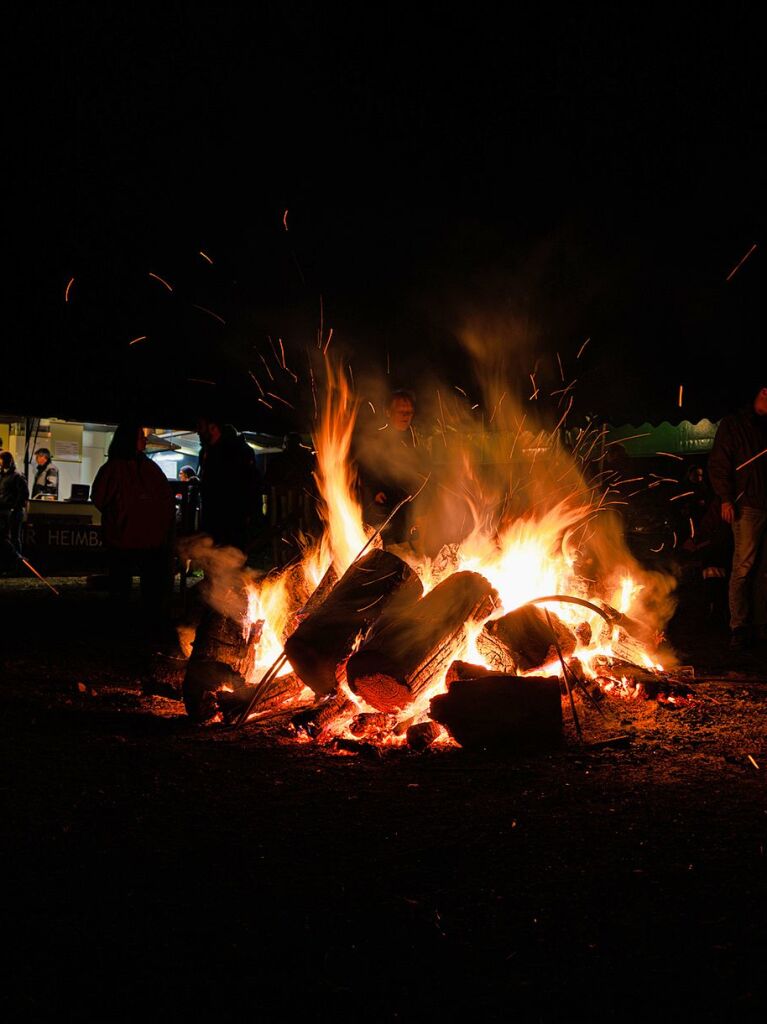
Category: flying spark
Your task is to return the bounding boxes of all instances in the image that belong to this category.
[577,337,591,359]
[192,304,226,325]
[129,336,147,346]
[257,351,275,381]
[64,277,75,303]
[283,209,289,231]
[678,384,684,407]
[148,272,173,292]
[248,371,265,396]
[736,447,767,472]
[199,250,213,264]
[726,243,757,281]
[267,392,295,409]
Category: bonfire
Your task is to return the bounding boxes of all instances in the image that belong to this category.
[181,356,686,751]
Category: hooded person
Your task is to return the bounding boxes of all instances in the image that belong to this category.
[91,421,176,623]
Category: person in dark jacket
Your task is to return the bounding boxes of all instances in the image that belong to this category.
[31,447,59,499]
[355,390,429,546]
[708,384,767,647]
[91,421,176,621]
[0,451,29,572]
[196,416,263,552]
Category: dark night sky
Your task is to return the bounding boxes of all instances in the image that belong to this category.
[6,5,765,429]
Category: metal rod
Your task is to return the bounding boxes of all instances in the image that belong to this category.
[19,557,60,597]
[525,594,613,626]
[545,608,582,742]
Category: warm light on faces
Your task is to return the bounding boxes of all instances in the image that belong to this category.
[389,399,415,432]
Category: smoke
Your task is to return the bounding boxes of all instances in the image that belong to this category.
[347,313,677,638]
[177,534,251,627]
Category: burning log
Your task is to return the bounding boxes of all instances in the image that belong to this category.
[183,609,261,723]
[475,605,576,674]
[446,660,497,684]
[284,549,422,697]
[290,689,356,739]
[406,720,442,751]
[347,571,498,712]
[144,652,188,699]
[598,625,655,667]
[216,671,309,724]
[279,562,338,641]
[429,675,563,750]
[349,712,397,737]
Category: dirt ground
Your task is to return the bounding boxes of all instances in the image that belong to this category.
[1,576,766,1021]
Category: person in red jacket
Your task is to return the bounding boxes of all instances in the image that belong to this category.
[92,421,176,623]
[708,384,767,649]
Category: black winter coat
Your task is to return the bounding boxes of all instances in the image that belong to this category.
[708,406,767,510]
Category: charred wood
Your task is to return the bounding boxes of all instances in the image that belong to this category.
[430,675,563,750]
[284,550,422,697]
[406,720,442,751]
[183,608,261,723]
[217,672,308,724]
[476,605,576,674]
[144,652,187,699]
[446,660,497,685]
[290,690,356,739]
[349,712,398,737]
[347,571,498,712]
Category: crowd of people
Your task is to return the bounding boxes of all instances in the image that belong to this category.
[1,382,765,651]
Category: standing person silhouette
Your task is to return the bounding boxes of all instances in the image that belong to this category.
[196,414,263,554]
[708,384,767,649]
[0,451,29,573]
[91,422,176,629]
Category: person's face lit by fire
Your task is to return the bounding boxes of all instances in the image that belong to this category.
[388,398,415,432]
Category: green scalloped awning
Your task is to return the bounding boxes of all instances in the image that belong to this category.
[606,419,719,456]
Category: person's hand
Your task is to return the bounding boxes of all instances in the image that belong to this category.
[374,492,387,505]
[721,501,735,524]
